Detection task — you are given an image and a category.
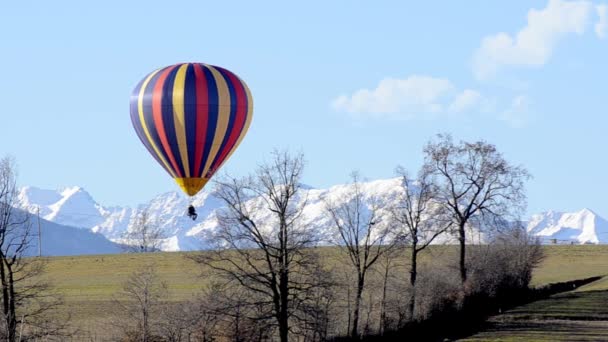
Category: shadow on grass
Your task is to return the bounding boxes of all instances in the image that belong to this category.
[330,276,604,342]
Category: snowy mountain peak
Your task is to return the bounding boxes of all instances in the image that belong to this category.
[18,178,608,252]
[19,185,105,229]
[18,186,60,207]
[577,208,596,216]
[527,208,608,244]
[59,186,85,197]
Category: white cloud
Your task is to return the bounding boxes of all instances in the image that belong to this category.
[331,75,483,120]
[473,0,595,80]
[501,95,532,127]
[448,89,482,113]
[596,4,608,38]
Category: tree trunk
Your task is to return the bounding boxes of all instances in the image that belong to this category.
[7,272,16,342]
[0,263,10,340]
[459,223,467,284]
[408,245,418,320]
[0,261,16,342]
[278,268,289,342]
[351,274,364,339]
[278,218,289,342]
[346,285,352,335]
[379,262,390,335]
[142,289,149,342]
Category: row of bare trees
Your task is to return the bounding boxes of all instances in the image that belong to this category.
[183,134,538,341]
[0,132,538,341]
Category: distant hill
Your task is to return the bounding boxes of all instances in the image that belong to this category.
[8,208,121,256]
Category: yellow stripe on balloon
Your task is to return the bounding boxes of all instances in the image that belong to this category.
[172,64,191,177]
[215,76,254,171]
[200,65,231,178]
[138,69,177,178]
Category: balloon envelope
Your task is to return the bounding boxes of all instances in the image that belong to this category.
[130,63,253,196]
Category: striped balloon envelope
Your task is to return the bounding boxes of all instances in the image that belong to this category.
[130,63,253,197]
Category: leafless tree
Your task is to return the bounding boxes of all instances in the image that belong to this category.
[0,157,69,341]
[113,265,167,342]
[325,173,395,339]
[468,224,545,297]
[376,248,401,335]
[293,264,337,341]
[392,166,452,320]
[423,134,530,284]
[201,282,273,342]
[122,207,165,252]
[192,151,321,342]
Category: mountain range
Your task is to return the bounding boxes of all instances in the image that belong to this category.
[15,178,608,255]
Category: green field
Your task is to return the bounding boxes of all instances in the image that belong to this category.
[38,252,206,339]
[33,245,608,340]
[463,245,608,341]
[530,245,608,291]
[462,290,608,341]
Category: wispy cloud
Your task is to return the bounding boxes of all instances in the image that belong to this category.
[448,89,482,113]
[500,95,532,127]
[596,4,608,38]
[472,0,596,80]
[333,0,605,127]
[331,75,482,120]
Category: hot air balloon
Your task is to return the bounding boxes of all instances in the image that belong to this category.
[130,63,253,214]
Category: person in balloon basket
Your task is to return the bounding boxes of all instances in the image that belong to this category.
[187,205,198,220]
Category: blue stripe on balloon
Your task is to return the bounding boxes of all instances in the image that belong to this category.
[161,66,186,177]
[183,64,198,178]
[209,67,238,172]
[135,68,174,176]
[129,79,165,172]
[199,65,219,177]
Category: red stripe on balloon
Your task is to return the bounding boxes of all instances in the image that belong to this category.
[212,70,247,169]
[152,65,183,178]
[193,64,209,178]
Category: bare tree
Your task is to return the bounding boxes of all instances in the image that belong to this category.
[376,248,401,335]
[468,224,545,297]
[294,265,337,341]
[325,173,394,339]
[392,166,451,319]
[423,134,530,284]
[122,207,165,252]
[113,265,167,342]
[193,151,321,342]
[204,282,274,342]
[0,157,72,341]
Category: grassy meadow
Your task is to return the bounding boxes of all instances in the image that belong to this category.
[464,245,608,341]
[33,245,608,340]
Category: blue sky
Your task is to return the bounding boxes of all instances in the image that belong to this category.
[1,0,607,218]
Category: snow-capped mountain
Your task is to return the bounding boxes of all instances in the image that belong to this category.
[19,186,109,229]
[527,208,608,244]
[19,179,411,251]
[17,179,608,252]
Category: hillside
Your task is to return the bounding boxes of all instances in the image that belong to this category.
[7,209,121,257]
